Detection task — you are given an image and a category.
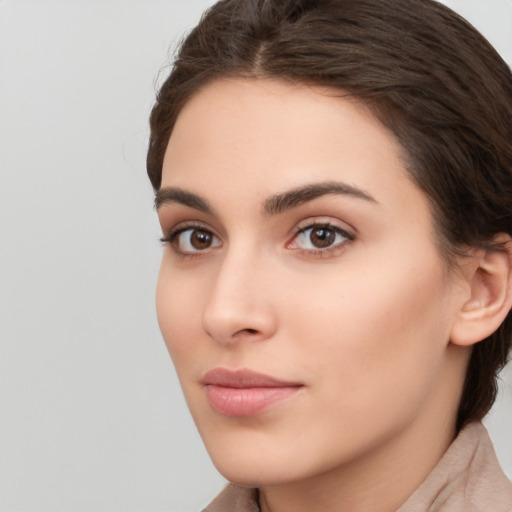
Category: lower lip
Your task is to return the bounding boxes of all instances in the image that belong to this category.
[205,385,301,416]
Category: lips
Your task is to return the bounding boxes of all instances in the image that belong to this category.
[202,368,303,417]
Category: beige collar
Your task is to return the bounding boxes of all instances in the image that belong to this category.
[398,422,512,511]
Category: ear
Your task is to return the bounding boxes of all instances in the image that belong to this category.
[450,235,512,347]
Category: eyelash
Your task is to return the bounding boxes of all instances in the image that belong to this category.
[288,222,355,257]
[160,221,355,258]
[160,221,221,257]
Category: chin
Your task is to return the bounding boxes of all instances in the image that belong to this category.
[212,459,298,488]
[202,428,339,489]
[198,427,303,487]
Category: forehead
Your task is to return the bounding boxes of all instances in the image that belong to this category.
[161,78,422,215]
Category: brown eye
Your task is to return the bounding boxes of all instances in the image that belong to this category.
[190,229,213,249]
[309,227,335,248]
[293,223,353,252]
[168,227,221,254]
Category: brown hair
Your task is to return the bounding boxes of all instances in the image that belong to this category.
[147,0,512,431]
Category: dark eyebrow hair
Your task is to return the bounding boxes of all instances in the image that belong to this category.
[263,181,378,216]
[155,181,377,216]
[155,187,213,214]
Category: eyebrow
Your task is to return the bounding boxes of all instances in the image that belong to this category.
[155,181,378,215]
[155,187,214,214]
[262,181,378,215]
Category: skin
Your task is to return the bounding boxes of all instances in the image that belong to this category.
[156,78,476,512]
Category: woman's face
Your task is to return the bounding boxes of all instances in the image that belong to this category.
[156,79,468,487]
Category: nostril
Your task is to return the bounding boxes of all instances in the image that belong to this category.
[230,327,261,339]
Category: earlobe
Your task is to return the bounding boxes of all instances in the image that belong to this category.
[450,235,512,347]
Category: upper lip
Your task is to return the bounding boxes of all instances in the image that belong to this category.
[202,368,302,388]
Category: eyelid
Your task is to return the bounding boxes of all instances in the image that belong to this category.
[295,214,355,232]
[293,217,355,240]
[160,220,211,242]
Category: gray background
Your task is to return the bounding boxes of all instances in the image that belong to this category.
[0,1,510,511]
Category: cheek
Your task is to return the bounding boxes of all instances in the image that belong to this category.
[156,261,204,373]
[285,251,453,411]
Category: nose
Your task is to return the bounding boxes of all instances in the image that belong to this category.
[201,249,278,345]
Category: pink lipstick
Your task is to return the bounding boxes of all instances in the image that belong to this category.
[202,368,303,417]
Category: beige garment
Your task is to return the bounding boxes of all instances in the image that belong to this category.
[202,422,512,512]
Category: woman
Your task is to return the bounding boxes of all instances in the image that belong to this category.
[147,0,512,510]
